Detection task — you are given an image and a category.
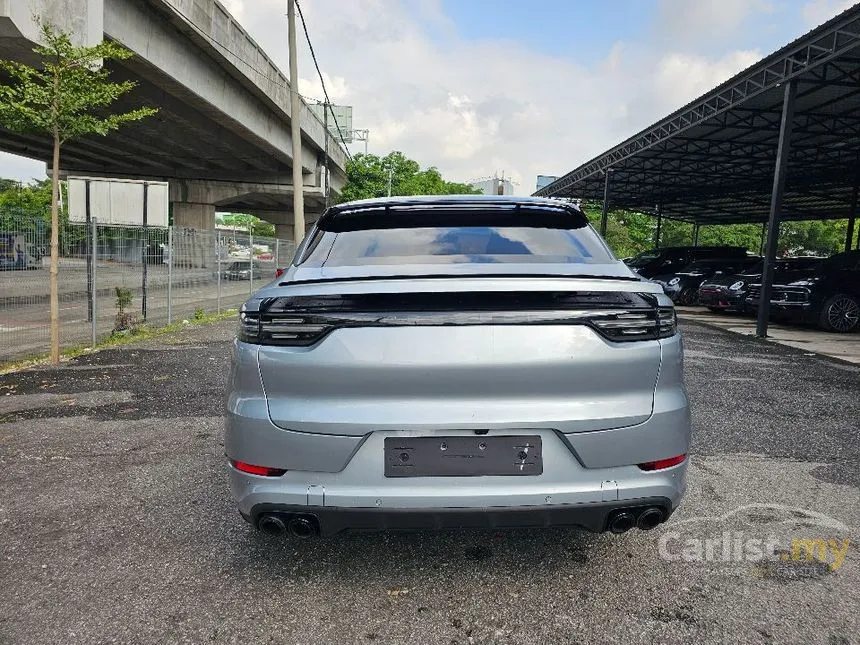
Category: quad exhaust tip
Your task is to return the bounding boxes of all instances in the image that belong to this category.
[257,513,287,537]
[256,513,320,539]
[608,506,666,533]
[288,516,317,539]
[608,511,636,534]
[637,507,665,531]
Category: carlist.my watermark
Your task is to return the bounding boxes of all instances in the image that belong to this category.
[656,503,852,573]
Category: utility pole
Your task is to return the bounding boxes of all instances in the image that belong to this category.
[387,164,394,198]
[288,0,305,241]
[323,101,331,209]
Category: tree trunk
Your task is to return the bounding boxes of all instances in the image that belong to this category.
[49,134,60,365]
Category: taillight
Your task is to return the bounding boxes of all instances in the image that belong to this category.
[588,306,676,342]
[236,294,678,346]
[237,304,333,347]
[230,459,287,477]
[638,453,687,471]
[275,267,285,279]
[657,307,677,338]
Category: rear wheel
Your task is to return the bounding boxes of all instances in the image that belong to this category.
[818,294,860,332]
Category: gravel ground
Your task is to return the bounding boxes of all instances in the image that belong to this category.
[0,320,857,645]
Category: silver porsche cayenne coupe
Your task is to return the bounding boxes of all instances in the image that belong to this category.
[226,196,690,538]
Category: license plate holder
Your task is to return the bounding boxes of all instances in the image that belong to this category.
[384,435,542,477]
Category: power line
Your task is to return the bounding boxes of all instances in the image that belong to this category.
[294,0,353,162]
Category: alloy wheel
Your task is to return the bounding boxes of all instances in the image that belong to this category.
[827,296,860,332]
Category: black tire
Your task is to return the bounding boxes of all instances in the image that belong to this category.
[818,294,860,333]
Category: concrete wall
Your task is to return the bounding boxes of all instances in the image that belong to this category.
[0,0,101,46]
[157,0,348,179]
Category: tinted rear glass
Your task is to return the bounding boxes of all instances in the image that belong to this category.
[302,226,611,266]
[301,204,614,266]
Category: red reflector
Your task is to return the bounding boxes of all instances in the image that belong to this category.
[230,460,287,477]
[275,268,285,279]
[638,454,687,471]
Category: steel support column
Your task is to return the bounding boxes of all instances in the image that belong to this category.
[757,80,797,338]
[846,181,858,253]
[654,204,662,249]
[600,169,612,237]
[693,223,700,247]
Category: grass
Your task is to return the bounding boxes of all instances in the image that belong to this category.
[0,309,237,374]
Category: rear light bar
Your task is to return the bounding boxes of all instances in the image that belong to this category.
[230,459,287,477]
[237,295,677,347]
[638,453,687,471]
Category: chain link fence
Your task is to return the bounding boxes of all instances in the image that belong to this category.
[0,218,294,363]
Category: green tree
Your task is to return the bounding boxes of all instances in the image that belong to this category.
[340,151,480,202]
[0,21,157,363]
[216,213,276,238]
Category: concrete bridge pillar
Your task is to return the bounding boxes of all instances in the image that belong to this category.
[275,224,295,241]
[172,202,216,230]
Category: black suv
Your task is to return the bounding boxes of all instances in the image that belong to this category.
[625,246,750,279]
[698,256,823,313]
[746,250,860,332]
[652,257,761,305]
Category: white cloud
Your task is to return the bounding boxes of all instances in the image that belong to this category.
[0,0,801,194]
[801,0,856,26]
[655,0,774,44]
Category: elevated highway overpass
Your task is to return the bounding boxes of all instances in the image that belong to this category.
[0,0,348,239]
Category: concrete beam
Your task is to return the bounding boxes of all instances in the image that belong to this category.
[156,0,347,174]
[104,0,317,175]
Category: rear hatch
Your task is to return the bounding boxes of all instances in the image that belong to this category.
[251,275,669,436]
[244,198,673,436]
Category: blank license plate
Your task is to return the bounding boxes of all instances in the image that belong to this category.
[384,435,542,477]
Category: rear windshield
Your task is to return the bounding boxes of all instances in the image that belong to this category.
[299,207,613,266]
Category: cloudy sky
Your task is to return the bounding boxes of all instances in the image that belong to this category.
[0,0,855,192]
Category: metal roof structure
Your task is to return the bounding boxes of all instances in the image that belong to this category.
[534,5,860,225]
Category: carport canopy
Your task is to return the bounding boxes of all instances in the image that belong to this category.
[535,5,860,336]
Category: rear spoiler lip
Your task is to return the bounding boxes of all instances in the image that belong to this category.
[278,273,645,287]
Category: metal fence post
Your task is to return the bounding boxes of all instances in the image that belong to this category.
[249,229,254,296]
[167,225,173,324]
[91,217,98,347]
[216,230,222,314]
[85,179,93,323]
[141,182,149,321]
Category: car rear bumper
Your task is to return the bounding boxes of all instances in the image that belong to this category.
[228,427,688,534]
[242,497,676,536]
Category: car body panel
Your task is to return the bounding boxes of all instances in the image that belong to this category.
[226,196,691,534]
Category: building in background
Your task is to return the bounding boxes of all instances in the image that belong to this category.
[535,175,558,192]
[471,173,515,196]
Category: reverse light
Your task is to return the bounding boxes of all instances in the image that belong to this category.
[638,453,687,471]
[729,281,745,291]
[230,459,287,477]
